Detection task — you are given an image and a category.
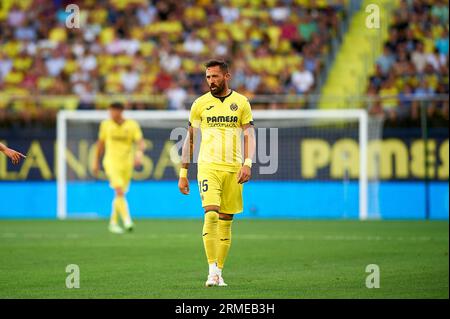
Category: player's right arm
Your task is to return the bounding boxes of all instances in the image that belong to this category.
[93,121,106,177]
[132,121,145,168]
[178,100,201,195]
[0,142,26,165]
[178,125,197,195]
[93,140,105,177]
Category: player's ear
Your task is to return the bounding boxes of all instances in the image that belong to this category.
[225,72,231,81]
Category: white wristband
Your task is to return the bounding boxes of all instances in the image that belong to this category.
[179,168,188,178]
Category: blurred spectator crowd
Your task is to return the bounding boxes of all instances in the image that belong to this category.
[367,0,449,128]
[0,0,346,128]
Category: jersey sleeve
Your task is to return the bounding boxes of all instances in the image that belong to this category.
[189,99,201,128]
[98,121,107,141]
[133,121,143,142]
[241,99,254,126]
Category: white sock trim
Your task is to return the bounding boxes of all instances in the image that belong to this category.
[209,263,218,275]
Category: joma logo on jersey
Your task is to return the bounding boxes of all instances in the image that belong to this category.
[206,116,238,123]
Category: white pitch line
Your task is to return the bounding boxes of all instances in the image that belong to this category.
[1,233,17,238]
[0,233,81,239]
[0,233,446,242]
[235,234,440,242]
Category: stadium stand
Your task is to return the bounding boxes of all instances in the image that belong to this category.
[319,0,393,109]
[365,0,449,127]
[0,0,348,124]
[320,0,448,127]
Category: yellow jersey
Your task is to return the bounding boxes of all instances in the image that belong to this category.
[98,119,143,169]
[189,90,253,172]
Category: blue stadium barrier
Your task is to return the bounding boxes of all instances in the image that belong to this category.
[0,181,447,220]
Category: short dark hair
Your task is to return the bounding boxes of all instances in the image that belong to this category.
[110,102,124,110]
[204,59,229,73]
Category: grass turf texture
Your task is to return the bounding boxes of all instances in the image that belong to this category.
[0,220,448,299]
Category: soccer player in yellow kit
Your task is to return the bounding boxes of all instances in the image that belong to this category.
[93,102,145,234]
[178,60,256,287]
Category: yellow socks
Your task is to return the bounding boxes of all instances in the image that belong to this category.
[202,211,219,265]
[217,219,233,269]
[112,195,132,226]
[110,202,119,225]
[202,211,234,271]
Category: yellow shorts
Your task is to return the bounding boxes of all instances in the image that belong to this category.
[197,166,243,214]
[104,164,132,192]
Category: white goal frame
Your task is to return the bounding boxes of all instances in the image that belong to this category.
[56,109,368,220]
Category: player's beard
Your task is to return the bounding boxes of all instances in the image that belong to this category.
[210,80,226,96]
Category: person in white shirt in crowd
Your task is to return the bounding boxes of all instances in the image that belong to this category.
[291,60,314,94]
[121,65,140,93]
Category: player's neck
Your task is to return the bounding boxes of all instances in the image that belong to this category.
[212,88,232,98]
[113,118,125,125]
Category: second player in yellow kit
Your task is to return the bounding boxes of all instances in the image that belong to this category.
[94,102,145,234]
[99,117,142,191]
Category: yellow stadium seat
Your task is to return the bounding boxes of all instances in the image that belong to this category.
[266,25,281,49]
[228,23,247,42]
[49,27,67,43]
[100,27,115,45]
[139,42,155,57]
[231,0,248,7]
[182,59,197,73]
[130,27,145,41]
[4,71,24,85]
[37,77,55,91]
[63,60,78,75]
[184,6,206,22]
[13,57,32,71]
[41,96,79,110]
[116,55,133,67]
[90,8,108,25]
[2,41,22,58]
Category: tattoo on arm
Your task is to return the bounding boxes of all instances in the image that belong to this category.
[243,124,256,161]
[181,126,195,169]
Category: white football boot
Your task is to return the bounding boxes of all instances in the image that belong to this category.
[124,221,134,232]
[205,274,219,287]
[205,263,219,287]
[108,224,124,234]
[217,269,228,287]
[217,276,228,287]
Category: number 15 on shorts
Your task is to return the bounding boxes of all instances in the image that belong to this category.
[199,179,208,193]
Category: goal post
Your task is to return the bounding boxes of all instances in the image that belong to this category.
[250,109,369,220]
[56,109,373,220]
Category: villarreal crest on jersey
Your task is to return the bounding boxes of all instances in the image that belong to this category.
[189,90,253,172]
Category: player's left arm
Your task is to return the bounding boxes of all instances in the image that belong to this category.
[134,138,145,168]
[133,123,145,168]
[237,123,256,184]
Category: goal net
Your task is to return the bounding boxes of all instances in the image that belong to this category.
[56,109,382,220]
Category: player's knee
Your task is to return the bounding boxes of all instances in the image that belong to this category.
[219,213,233,220]
[115,188,124,197]
[204,205,220,214]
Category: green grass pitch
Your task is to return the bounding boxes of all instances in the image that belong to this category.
[0,219,448,299]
